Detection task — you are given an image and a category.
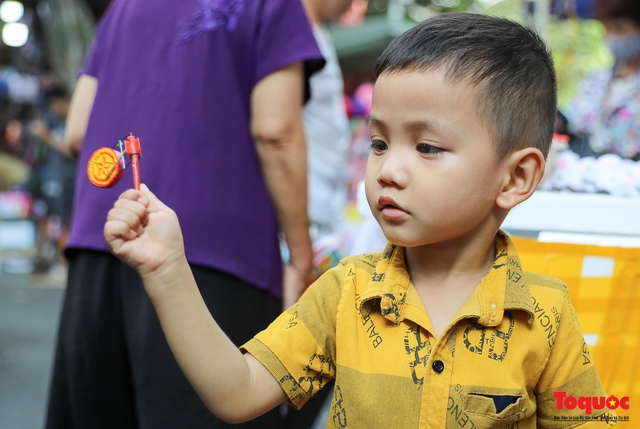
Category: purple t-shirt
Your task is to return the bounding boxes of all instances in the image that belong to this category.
[67,0,324,297]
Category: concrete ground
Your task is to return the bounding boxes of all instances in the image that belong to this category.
[0,269,65,429]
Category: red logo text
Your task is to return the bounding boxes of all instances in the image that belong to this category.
[554,391,629,415]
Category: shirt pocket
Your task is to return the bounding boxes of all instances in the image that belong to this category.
[463,388,529,425]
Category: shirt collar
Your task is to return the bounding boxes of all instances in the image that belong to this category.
[358,231,535,327]
[360,244,411,325]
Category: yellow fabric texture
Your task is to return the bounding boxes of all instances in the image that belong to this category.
[513,236,639,426]
[242,232,617,428]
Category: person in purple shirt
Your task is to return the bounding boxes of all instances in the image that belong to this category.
[44,1,324,428]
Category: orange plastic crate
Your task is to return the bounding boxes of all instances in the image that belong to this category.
[513,237,640,424]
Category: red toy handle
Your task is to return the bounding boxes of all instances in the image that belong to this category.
[131,154,140,190]
[124,134,142,190]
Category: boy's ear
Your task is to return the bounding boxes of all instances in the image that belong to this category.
[496,148,545,210]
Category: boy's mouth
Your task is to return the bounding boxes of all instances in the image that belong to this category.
[378,195,409,217]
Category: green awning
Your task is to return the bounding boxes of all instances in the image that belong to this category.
[329,15,416,74]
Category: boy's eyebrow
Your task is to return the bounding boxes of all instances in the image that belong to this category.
[368,116,454,140]
[406,119,437,133]
[370,115,446,134]
[366,116,385,131]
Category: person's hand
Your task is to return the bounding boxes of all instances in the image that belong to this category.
[28,119,49,140]
[281,262,309,310]
[104,184,185,279]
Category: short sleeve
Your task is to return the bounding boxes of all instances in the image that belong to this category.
[253,0,325,86]
[535,294,617,427]
[241,262,344,409]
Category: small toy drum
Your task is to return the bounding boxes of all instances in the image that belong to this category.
[87,147,126,188]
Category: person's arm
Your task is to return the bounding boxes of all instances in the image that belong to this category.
[104,185,287,423]
[251,62,313,309]
[29,119,74,158]
[64,75,98,158]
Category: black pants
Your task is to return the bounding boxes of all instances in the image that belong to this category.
[46,250,297,429]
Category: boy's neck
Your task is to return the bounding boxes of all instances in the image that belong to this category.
[404,232,497,283]
[404,232,497,338]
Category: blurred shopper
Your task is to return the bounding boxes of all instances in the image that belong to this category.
[563,0,640,159]
[0,118,29,190]
[302,0,353,244]
[280,2,357,428]
[44,1,324,428]
[29,86,75,265]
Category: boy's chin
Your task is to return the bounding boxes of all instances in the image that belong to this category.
[383,234,423,248]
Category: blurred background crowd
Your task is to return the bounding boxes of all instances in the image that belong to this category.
[1,0,637,275]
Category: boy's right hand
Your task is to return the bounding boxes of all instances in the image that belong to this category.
[105,184,186,279]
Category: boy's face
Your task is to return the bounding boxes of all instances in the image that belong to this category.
[365,68,508,248]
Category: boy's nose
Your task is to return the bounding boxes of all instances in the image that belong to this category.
[376,153,408,188]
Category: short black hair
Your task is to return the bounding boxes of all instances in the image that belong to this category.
[376,12,557,159]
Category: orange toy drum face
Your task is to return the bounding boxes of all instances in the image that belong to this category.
[87,147,125,188]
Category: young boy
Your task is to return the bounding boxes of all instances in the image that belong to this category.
[104,13,616,428]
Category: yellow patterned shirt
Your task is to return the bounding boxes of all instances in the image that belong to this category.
[242,232,616,428]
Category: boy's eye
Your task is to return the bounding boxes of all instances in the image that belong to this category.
[369,140,388,153]
[416,143,442,155]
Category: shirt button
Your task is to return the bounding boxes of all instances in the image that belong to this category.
[432,359,445,374]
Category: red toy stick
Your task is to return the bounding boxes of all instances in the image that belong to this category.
[124,134,142,190]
